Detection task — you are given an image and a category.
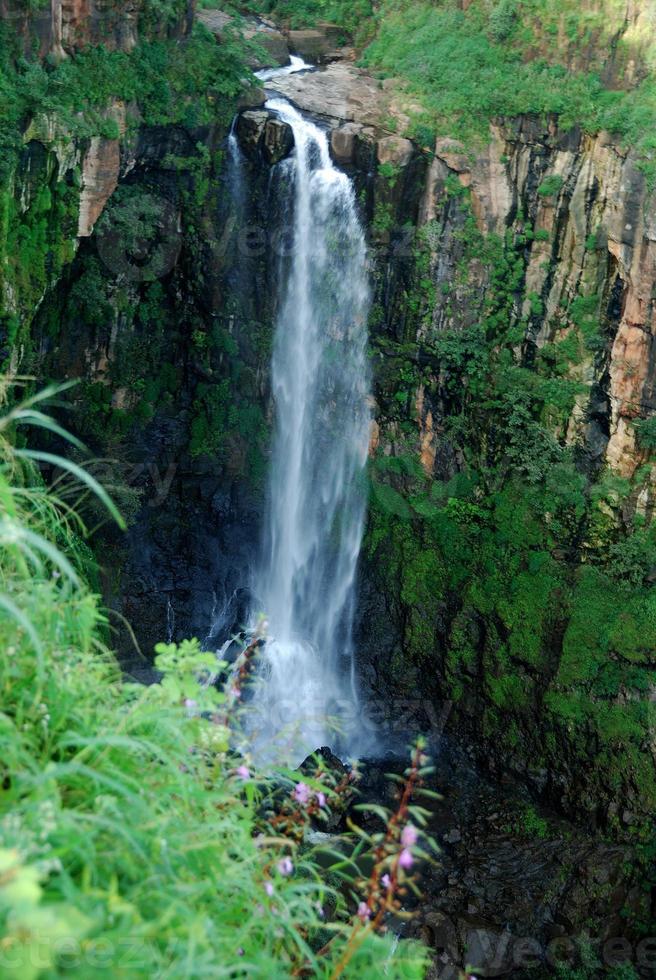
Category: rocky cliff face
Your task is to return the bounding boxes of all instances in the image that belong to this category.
[1,0,194,59]
[242,64,655,834]
[3,0,654,844]
[422,119,656,484]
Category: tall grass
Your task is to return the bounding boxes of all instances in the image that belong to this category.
[0,383,430,977]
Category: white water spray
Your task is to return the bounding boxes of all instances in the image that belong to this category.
[255,55,312,83]
[249,99,371,764]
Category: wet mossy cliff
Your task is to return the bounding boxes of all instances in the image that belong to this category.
[2,4,655,865]
[356,114,656,838]
[1,0,274,661]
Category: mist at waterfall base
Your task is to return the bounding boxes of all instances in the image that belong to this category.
[222,98,376,766]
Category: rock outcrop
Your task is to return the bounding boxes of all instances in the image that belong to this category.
[267,62,390,129]
[1,0,195,59]
[416,118,656,481]
[236,109,294,164]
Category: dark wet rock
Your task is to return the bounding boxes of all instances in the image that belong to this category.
[262,118,295,165]
[236,110,269,159]
[351,746,645,979]
[298,746,353,831]
[235,111,294,165]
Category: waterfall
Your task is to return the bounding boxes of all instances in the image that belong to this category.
[226,118,245,216]
[249,98,372,765]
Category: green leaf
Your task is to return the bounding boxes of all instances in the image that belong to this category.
[15,449,126,530]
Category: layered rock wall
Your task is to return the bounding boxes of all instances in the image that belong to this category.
[0,0,194,59]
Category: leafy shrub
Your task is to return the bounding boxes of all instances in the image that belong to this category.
[537,174,564,197]
[488,0,517,43]
[633,415,656,450]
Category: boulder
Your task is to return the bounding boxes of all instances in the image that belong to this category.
[197,9,233,36]
[317,21,351,44]
[199,10,290,70]
[376,136,414,169]
[263,118,295,165]
[236,110,268,159]
[330,123,362,165]
[288,28,333,63]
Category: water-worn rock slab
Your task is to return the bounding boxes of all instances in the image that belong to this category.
[268,63,390,129]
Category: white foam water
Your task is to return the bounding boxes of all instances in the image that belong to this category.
[255,55,312,83]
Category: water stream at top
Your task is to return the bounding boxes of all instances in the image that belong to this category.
[247,98,372,765]
[255,54,312,83]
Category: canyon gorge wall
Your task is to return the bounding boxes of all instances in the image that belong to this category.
[1,3,654,843]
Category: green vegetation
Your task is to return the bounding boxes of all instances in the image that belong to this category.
[239,0,374,36]
[0,383,430,977]
[537,174,564,197]
[0,23,250,178]
[0,17,255,359]
[361,0,656,183]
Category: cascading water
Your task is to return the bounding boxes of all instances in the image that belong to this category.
[248,98,372,765]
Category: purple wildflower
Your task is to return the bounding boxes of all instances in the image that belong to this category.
[399,848,414,870]
[264,881,275,897]
[317,791,326,808]
[357,901,371,922]
[277,857,293,876]
[293,782,310,805]
[236,765,250,781]
[381,873,391,889]
[401,824,418,847]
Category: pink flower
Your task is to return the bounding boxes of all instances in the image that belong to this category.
[236,765,250,781]
[399,848,414,870]
[381,873,391,889]
[293,782,310,805]
[401,824,418,847]
[264,881,275,897]
[231,686,241,699]
[357,902,371,922]
[317,791,326,808]
[277,857,293,876]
